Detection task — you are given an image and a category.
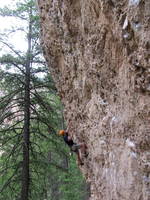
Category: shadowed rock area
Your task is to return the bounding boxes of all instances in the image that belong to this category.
[37,0,150,199]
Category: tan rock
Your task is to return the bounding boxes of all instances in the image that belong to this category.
[37,0,150,199]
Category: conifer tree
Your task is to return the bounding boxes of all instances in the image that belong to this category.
[0,1,63,199]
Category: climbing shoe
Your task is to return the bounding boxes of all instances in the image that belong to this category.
[79,162,84,166]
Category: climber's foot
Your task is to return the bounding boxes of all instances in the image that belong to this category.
[79,162,84,166]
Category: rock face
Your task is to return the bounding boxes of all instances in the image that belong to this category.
[37,0,150,199]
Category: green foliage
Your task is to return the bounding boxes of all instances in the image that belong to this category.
[59,156,87,200]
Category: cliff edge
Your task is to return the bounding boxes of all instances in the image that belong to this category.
[37,0,150,199]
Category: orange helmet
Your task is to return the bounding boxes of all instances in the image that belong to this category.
[58,130,65,135]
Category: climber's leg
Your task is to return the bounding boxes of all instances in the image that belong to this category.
[76,150,84,166]
[71,144,84,165]
[78,143,88,157]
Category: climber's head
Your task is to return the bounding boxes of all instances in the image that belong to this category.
[58,130,65,136]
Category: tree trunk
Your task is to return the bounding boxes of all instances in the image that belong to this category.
[20,7,32,200]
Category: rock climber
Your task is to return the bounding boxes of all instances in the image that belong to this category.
[58,130,87,166]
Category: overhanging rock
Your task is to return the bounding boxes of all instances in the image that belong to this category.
[37,1,150,199]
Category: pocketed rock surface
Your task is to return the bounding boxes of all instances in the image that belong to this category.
[37,0,150,199]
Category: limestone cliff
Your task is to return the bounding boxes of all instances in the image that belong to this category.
[37,0,150,199]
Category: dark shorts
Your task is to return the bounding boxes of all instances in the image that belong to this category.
[70,144,81,152]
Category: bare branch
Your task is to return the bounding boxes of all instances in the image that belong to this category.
[1,133,21,146]
[0,164,20,193]
[0,110,24,124]
[0,40,23,59]
[0,119,24,134]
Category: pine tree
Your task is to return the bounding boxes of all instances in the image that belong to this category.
[0,1,63,199]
